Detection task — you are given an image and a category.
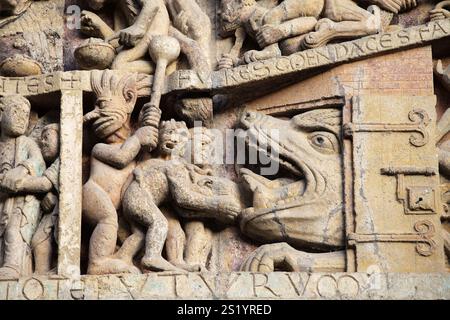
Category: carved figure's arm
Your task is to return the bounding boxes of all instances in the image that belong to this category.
[92,125,159,169]
[256,17,317,48]
[166,164,215,211]
[119,0,168,46]
[12,176,53,193]
[92,136,141,169]
[364,0,418,14]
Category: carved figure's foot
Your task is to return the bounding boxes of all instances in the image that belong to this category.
[80,11,107,38]
[88,257,141,275]
[172,261,202,272]
[242,45,281,64]
[301,19,336,49]
[0,266,20,279]
[141,256,187,273]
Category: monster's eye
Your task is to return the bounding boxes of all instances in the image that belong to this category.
[308,132,338,153]
[198,178,214,188]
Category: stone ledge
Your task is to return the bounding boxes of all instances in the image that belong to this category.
[0,272,448,300]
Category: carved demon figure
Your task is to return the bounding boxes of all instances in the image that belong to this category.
[121,123,243,272]
[82,70,160,275]
[238,109,347,272]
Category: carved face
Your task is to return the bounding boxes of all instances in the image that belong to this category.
[240,110,342,182]
[86,71,138,143]
[185,169,243,223]
[158,120,190,157]
[239,110,345,248]
[40,125,60,163]
[219,0,255,36]
[0,96,30,137]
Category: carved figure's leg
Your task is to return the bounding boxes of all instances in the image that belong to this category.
[184,220,212,270]
[302,0,380,49]
[263,0,324,24]
[242,43,282,64]
[113,221,144,269]
[31,214,54,275]
[255,0,322,48]
[112,0,170,73]
[0,209,23,278]
[161,207,190,270]
[83,180,137,274]
[240,242,346,272]
[122,182,183,272]
[169,26,210,77]
[111,35,155,73]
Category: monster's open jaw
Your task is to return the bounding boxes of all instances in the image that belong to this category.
[245,130,303,178]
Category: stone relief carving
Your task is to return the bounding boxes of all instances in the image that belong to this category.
[0,0,448,299]
[217,0,422,69]
[0,95,46,278]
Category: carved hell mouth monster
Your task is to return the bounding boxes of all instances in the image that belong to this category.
[239,109,345,251]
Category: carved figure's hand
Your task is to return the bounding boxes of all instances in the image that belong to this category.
[256,25,285,48]
[135,126,159,150]
[240,242,303,272]
[41,192,58,213]
[173,10,190,35]
[80,11,104,38]
[218,53,237,70]
[371,0,417,14]
[243,50,264,64]
[430,8,450,21]
[140,103,162,128]
[119,25,145,47]
[0,167,28,193]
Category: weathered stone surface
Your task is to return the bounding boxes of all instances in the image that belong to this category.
[0,272,448,300]
[0,0,449,300]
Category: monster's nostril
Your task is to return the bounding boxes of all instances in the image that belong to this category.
[245,112,254,120]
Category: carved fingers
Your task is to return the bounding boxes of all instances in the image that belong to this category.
[134,126,159,149]
[119,25,146,47]
[243,50,263,64]
[240,243,301,272]
[41,192,58,213]
[430,8,450,21]
[372,0,417,14]
[218,53,237,70]
[139,102,162,128]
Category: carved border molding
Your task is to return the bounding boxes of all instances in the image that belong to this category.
[0,272,448,300]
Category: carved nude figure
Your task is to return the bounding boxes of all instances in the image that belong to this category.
[0,95,45,278]
[78,0,211,74]
[82,70,160,275]
[121,124,242,272]
[77,0,214,124]
[219,0,420,68]
[237,109,347,272]
[0,124,60,275]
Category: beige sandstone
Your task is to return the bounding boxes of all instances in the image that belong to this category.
[0,0,448,299]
